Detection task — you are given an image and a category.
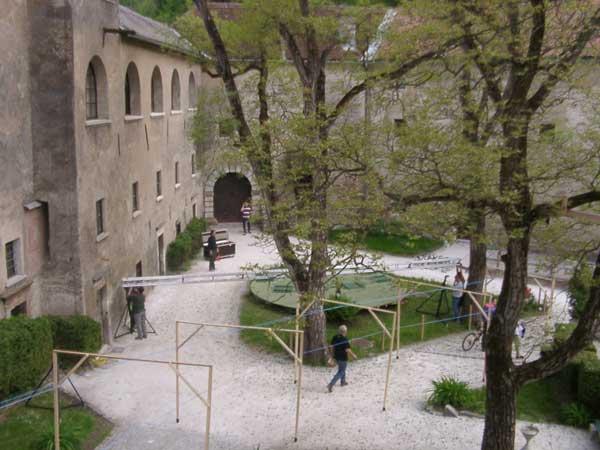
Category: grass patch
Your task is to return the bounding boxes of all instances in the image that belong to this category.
[329,223,444,256]
[0,393,112,450]
[239,282,467,364]
[463,375,577,423]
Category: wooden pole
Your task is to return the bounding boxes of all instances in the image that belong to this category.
[294,332,304,442]
[294,302,300,384]
[420,315,425,341]
[383,312,396,411]
[396,292,401,359]
[176,321,180,423]
[52,351,60,450]
[205,366,212,450]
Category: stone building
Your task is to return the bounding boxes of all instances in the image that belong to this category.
[0,0,205,343]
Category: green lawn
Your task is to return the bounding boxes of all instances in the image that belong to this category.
[239,283,468,363]
[463,375,576,423]
[0,393,112,450]
[329,225,444,256]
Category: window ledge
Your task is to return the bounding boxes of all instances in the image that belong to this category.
[5,275,28,289]
[156,195,164,203]
[187,108,197,113]
[133,210,142,219]
[171,110,183,116]
[150,112,165,119]
[85,119,111,128]
[175,183,181,190]
[125,115,143,122]
[96,232,109,243]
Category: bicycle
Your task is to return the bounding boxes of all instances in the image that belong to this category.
[462,327,484,351]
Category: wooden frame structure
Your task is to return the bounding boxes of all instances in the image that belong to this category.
[175,321,304,442]
[294,298,397,411]
[51,349,213,450]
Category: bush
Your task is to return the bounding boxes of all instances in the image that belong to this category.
[166,232,193,271]
[48,316,101,368]
[578,359,600,418]
[325,295,360,323]
[568,264,592,320]
[428,376,472,409]
[186,218,208,253]
[0,316,53,399]
[33,425,82,450]
[560,402,593,428]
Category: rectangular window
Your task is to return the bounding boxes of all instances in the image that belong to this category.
[156,171,162,197]
[5,239,19,279]
[176,221,181,236]
[192,203,197,218]
[175,162,179,185]
[191,154,196,175]
[96,199,104,235]
[136,261,143,277]
[132,182,139,212]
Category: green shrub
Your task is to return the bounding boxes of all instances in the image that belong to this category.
[48,316,101,368]
[186,218,207,252]
[428,376,472,408]
[325,295,360,323]
[33,425,82,450]
[0,316,53,399]
[560,402,592,428]
[166,232,193,271]
[552,323,596,353]
[578,359,600,418]
[568,264,592,320]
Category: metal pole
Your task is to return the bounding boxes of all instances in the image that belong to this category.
[468,305,472,330]
[294,332,304,442]
[205,365,212,450]
[176,321,180,423]
[52,351,60,450]
[383,312,396,411]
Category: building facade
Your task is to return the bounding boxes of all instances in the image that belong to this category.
[0,0,204,343]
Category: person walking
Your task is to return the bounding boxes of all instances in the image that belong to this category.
[452,269,465,322]
[207,229,217,271]
[131,287,147,340]
[514,320,526,359]
[125,287,136,334]
[327,325,357,392]
[241,201,252,235]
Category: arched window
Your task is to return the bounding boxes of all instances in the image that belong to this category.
[86,65,98,119]
[188,73,197,109]
[85,57,108,121]
[125,62,141,116]
[171,69,181,111]
[151,66,163,113]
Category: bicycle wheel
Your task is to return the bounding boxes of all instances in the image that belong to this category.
[462,332,478,351]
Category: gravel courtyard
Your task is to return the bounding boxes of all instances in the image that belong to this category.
[67,228,595,450]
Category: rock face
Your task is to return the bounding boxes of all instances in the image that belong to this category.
[444,404,459,418]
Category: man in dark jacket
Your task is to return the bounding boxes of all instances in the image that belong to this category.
[207,229,217,271]
[327,324,357,392]
[130,287,147,340]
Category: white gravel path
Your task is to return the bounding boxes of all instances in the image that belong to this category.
[67,228,594,450]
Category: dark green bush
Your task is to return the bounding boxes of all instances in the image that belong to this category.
[186,218,208,252]
[33,424,82,450]
[568,264,592,320]
[48,316,101,368]
[560,402,592,428]
[428,376,472,408]
[166,232,193,271]
[0,316,53,399]
[578,359,600,418]
[325,295,360,323]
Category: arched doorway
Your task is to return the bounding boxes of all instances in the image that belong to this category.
[213,173,251,222]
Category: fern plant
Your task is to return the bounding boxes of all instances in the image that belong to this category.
[560,402,592,428]
[32,425,82,450]
[428,376,472,408]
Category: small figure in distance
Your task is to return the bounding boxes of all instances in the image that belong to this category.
[207,229,217,271]
[514,320,526,359]
[241,201,252,235]
[452,267,466,322]
[327,324,357,393]
[125,287,136,334]
[131,287,147,340]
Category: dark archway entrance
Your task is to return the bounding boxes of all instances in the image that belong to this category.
[214,173,251,222]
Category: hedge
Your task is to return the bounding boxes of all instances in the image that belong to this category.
[48,315,101,367]
[0,316,53,399]
[166,218,208,271]
[578,359,600,418]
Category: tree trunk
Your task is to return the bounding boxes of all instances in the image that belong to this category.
[465,209,487,323]
[482,235,529,450]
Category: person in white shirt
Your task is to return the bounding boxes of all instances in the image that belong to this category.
[452,269,465,322]
[514,320,526,359]
[240,201,252,235]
